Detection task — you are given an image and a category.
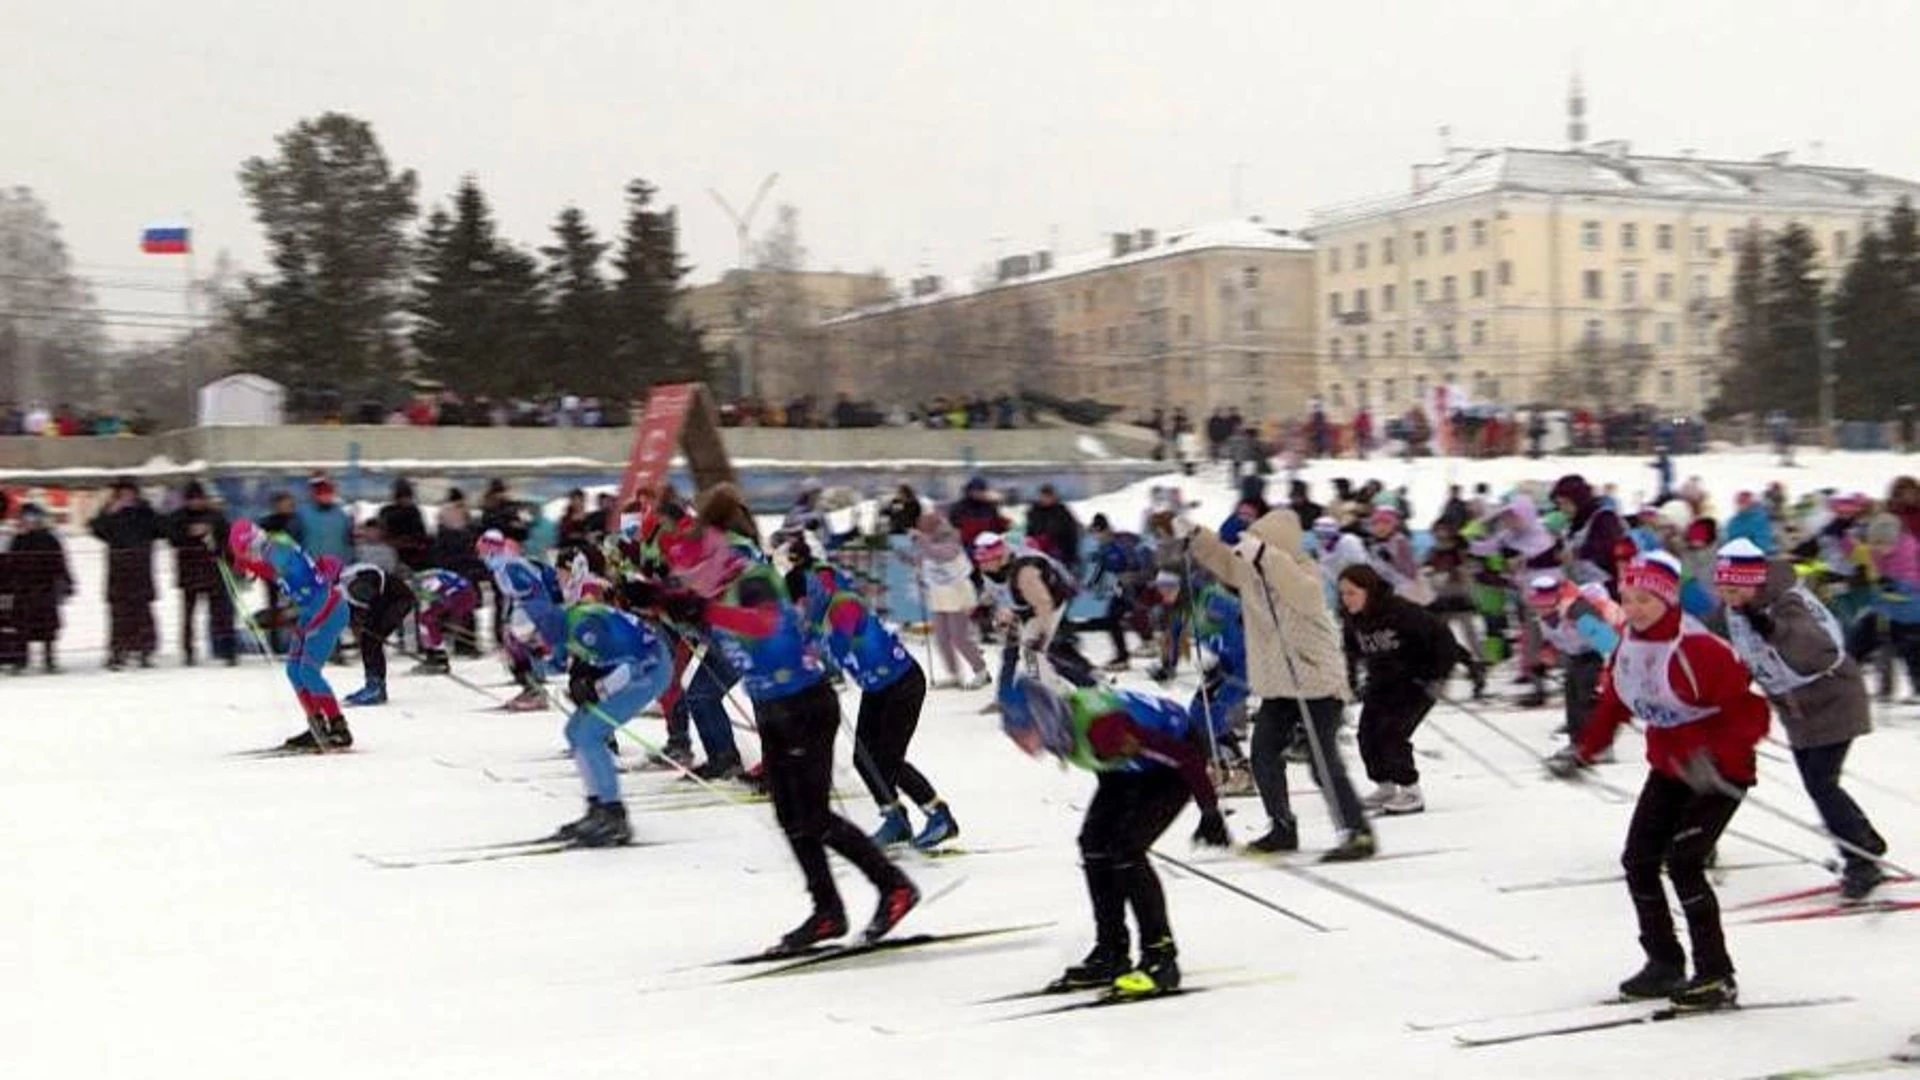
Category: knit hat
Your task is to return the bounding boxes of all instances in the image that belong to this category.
[1829,492,1867,516]
[1712,538,1769,588]
[972,531,1010,562]
[1312,515,1340,536]
[1621,550,1683,607]
[1525,573,1564,610]
[1153,571,1181,591]
[1369,504,1401,527]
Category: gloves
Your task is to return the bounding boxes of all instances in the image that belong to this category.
[1678,750,1732,795]
[617,579,665,611]
[661,590,707,625]
[568,665,602,706]
[1740,605,1775,639]
[1192,808,1231,848]
[1544,745,1588,780]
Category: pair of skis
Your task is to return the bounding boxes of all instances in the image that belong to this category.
[1429,994,1854,1048]
[1733,874,1917,924]
[357,834,664,868]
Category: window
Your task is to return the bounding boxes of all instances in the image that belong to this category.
[1726,227,1743,252]
[1178,313,1192,339]
[1659,370,1675,399]
[1656,273,1674,301]
[1471,219,1487,248]
[1834,231,1850,261]
[1621,222,1639,251]
[1621,269,1639,303]
[1105,326,1118,349]
[1356,334,1369,360]
[1658,321,1676,346]
[1656,224,1674,252]
[1413,231,1428,257]
[1413,279,1429,304]
[1412,327,1427,352]
[1485,377,1501,401]
[1415,374,1428,401]
[1582,270,1603,300]
[1331,383,1345,408]
[1328,249,1341,274]
[1330,338,1343,363]
[1623,319,1641,345]
[1142,277,1166,303]
[1383,377,1397,403]
[1443,275,1457,301]
[1383,331,1396,356]
[1470,269,1486,299]
[1354,242,1369,270]
[1353,288,1368,312]
[1242,308,1261,331]
[1382,283,1397,312]
[1441,225,1457,254]
[1382,237,1397,265]
[1693,323,1711,347]
[1470,320,1486,346]
[1691,226,1709,255]
[1582,221,1602,250]
[1328,292,1343,318]
[1497,260,1513,286]
[1085,289,1097,312]
[1243,266,1262,290]
[1691,273,1708,300]
[1584,318,1603,344]
[1442,323,1457,350]
[1355,379,1369,405]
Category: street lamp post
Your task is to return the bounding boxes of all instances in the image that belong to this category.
[707,173,779,401]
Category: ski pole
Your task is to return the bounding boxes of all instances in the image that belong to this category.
[1178,549,1224,766]
[1702,772,1916,878]
[1421,712,1525,789]
[1761,736,1920,809]
[1245,549,1352,834]
[1275,862,1535,962]
[215,559,276,662]
[1565,768,1834,871]
[1145,849,1333,933]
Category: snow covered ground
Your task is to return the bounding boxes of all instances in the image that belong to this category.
[6,450,1920,1079]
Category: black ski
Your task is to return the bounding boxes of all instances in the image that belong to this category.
[726,921,1048,982]
[357,838,664,869]
[1452,996,1853,1048]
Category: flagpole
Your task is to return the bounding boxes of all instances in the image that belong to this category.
[183,213,198,428]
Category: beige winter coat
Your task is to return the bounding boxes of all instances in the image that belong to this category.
[1190,510,1353,701]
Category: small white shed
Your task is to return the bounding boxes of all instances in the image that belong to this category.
[197,373,286,427]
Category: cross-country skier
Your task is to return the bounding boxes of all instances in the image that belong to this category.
[1155,572,1252,785]
[1335,564,1459,816]
[478,529,566,712]
[972,531,1096,690]
[999,674,1230,998]
[1527,574,1623,744]
[551,598,675,846]
[658,486,918,955]
[1712,538,1890,900]
[1547,550,1769,1010]
[409,568,477,675]
[788,550,959,850]
[337,562,418,706]
[228,520,353,751]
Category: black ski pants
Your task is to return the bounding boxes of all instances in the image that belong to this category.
[1356,689,1434,786]
[760,682,907,916]
[1621,770,1743,978]
[356,595,414,685]
[1078,767,1189,951]
[853,661,937,808]
[1250,695,1366,834]
[1792,740,1885,870]
[1562,651,1606,737]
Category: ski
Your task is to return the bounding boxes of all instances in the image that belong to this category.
[1237,845,1460,868]
[972,964,1247,1004]
[1727,1053,1920,1079]
[229,745,357,759]
[905,844,1036,861]
[990,972,1293,1022]
[1730,875,1914,911]
[1452,996,1854,1048]
[1745,898,1920,924]
[1501,861,1800,894]
[357,838,665,869]
[725,921,1051,982]
[1407,996,1647,1033]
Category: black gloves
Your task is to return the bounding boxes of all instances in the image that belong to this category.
[1192,808,1231,848]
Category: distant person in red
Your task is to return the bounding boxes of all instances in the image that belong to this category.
[1548,551,1768,1012]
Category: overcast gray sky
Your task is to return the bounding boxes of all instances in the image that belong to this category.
[7,0,1919,343]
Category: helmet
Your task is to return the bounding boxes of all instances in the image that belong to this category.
[999,674,1071,755]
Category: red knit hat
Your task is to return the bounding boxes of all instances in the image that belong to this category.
[1712,538,1769,588]
[1620,551,1683,607]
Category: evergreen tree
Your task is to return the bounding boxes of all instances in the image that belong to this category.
[538,206,617,396]
[233,113,417,412]
[1716,226,1769,414]
[611,179,709,389]
[0,187,107,409]
[411,176,544,398]
[1833,198,1920,419]
[1761,223,1825,417]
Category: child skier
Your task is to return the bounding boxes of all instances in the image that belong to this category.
[229,520,354,751]
[1712,538,1890,900]
[1335,565,1459,815]
[972,531,1096,690]
[1526,574,1623,743]
[999,674,1230,998]
[1548,551,1769,1009]
[338,562,418,706]
[553,599,675,846]
[409,567,477,675]
[1155,571,1253,788]
[478,529,567,712]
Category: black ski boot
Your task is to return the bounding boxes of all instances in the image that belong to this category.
[571,801,631,847]
[772,907,848,957]
[1669,973,1737,1011]
[1246,818,1300,854]
[282,714,328,751]
[553,798,603,841]
[1046,941,1131,992]
[324,716,353,749]
[1840,859,1886,902]
[1617,957,1686,1000]
[1321,828,1377,863]
[691,750,746,782]
[1112,937,1180,998]
[861,879,921,943]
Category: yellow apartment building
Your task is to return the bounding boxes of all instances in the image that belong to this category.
[1307,142,1920,419]
[821,219,1318,419]
[679,269,892,402]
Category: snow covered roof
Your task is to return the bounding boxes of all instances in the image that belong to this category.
[1310,146,1920,229]
[825,218,1313,325]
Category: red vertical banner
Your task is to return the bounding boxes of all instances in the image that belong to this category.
[611,383,696,531]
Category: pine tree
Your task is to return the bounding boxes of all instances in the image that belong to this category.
[539,206,617,396]
[234,113,417,412]
[611,179,709,389]
[1761,223,1825,417]
[1833,198,1920,420]
[1716,226,1769,414]
[411,176,544,398]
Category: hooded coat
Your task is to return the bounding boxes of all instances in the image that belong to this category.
[1723,558,1871,749]
[1339,571,1457,696]
[1189,510,1351,701]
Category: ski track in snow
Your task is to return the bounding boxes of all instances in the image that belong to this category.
[5,451,1920,1079]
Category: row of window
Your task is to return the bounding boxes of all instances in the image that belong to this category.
[1331,315,1713,362]
[1328,264,1518,317]
[1328,220,1495,273]
[1056,266,1265,316]
[1058,308,1272,356]
[1326,367,1707,410]
[1332,221,1854,276]
[1582,318,1714,348]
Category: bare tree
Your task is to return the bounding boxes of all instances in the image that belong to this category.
[0,187,108,409]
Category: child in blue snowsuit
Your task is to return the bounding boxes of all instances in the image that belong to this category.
[552,601,674,847]
[479,529,567,710]
[229,520,352,751]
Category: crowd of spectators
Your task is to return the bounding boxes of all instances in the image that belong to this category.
[1,401,157,437]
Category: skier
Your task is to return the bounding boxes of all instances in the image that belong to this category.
[972,531,1096,689]
[1156,571,1253,785]
[1712,538,1889,900]
[228,520,354,751]
[789,550,959,850]
[658,486,917,955]
[409,567,477,675]
[478,529,567,712]
[552,598,675,846]
[1335,565,1459,816]
[1526,574,1623,744]
[1362,505,1432,604]
[999,674,1230,998]
[1083,514,1155,671]
[1547,550,1769,1009]
[337,562,419,706]
[907,512,991,689]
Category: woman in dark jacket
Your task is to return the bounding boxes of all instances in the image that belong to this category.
[6,503,73,671]
[166,481,234,665]
[1335,564,1459,816]
[89,478,161,669]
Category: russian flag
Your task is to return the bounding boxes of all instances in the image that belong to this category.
[140,224,191,255]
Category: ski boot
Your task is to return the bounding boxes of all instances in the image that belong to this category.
[1111,938,1180,998]
[552,798,602,841]
[345,681,387,707]
[870,805,912,847]
[1320,828,1377,863]
[323,716,353,749]
[910,802,959,850]
[411,651,451,676]
[647,743,695,771]
[1840,859,1886,902]
[772,907,848,957]
[862,879,921,943]
[1617,957,1685,1000]
[1102,657,1130,674]
[1046,941,1130,992]
[740,761,768,794]
[691,750,746,782]
[505,688,548,712]
[1669,973,1737,1011]
[282,713,331,752]
[1246,818,1300,855]
[571,801,631,847]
